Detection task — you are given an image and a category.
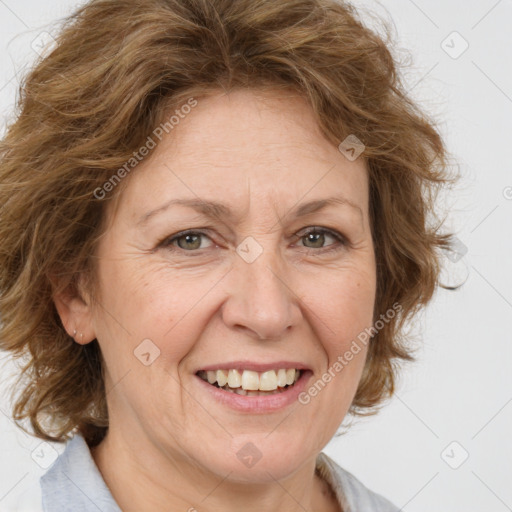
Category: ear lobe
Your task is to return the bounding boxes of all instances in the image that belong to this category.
[50,273,96,345]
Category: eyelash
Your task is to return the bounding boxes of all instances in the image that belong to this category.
[159,227,348,255]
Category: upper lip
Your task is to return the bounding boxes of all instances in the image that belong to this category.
[195,360,311,373]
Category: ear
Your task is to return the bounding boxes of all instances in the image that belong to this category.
[51,273,96,345]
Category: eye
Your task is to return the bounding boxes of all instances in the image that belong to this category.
[158,227,347,254]
[295,227,347,253]
[161,230,214,251]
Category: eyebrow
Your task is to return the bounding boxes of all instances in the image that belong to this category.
[137,195,363,226]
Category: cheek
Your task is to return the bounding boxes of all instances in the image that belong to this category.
[307,265,376,350]
[97,259,219,365]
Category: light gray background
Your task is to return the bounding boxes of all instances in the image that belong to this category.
[0,1,511,510]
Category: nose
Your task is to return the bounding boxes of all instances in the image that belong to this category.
[221,245,303,341]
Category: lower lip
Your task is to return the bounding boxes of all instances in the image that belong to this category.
[194,371,312,413]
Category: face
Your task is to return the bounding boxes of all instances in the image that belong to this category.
[70,89,376,483]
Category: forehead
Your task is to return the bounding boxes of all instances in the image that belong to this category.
[109,88,369,226]
[162,88,353,170]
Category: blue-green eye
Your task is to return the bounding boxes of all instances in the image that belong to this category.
[160,226,347,254]
[296,227,347,253]
[163,230,213,251]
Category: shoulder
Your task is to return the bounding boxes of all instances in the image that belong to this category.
[40,434,121,512]
[316,452,401,512]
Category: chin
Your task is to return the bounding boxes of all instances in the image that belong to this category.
[191,433,317,483]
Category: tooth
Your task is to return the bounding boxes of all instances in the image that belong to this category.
[216,370,228,387]
[208,368,301,390]
[227,369,241,388]
[241,370,260,391]
[259,370,278,391]
[234,387,248,395]
[285,369,295,385]
[276,369,287,387]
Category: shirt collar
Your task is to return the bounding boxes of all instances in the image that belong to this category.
[40,433,381,512]
[40,434,121,512]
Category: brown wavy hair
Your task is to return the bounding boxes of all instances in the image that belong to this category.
[0,0,453,448]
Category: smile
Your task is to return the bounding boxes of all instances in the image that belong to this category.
[196,368,301,396]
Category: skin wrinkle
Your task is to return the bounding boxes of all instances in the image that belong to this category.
[136,195,363,229]
[57,89,376,512]
[0,3,451,509]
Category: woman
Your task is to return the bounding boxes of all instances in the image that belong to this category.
[0,0,452,510]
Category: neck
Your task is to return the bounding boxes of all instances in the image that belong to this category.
[90,427,341,512]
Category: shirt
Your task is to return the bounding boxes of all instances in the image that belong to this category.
[39,434,400,511]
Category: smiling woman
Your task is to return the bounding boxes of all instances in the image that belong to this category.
[0,0,452,511]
